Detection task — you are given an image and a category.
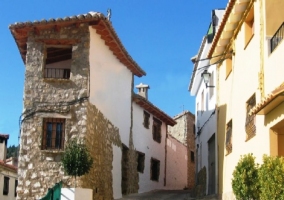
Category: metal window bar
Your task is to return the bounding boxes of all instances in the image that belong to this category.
[44,68,70,79]
[43,118,65,150]
[270,22,284,53]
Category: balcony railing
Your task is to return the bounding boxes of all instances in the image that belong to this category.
[44,68,70,79]
[270,22,284,53]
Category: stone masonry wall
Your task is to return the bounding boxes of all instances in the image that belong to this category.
[81,102,121,200]
[168,111,195,190]
[186,112,195,190]
[17,23,90,199]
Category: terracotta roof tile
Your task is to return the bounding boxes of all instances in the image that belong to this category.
[207,0,237,58]
[132,93,176,126]
[250,83,284,115]
[9,11,146,77]
[0,160,17,172]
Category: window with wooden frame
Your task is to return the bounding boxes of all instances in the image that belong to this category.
[137,151,145,173]
[226,57,232,78]
[42,118,65,150]
[244,6,254,47]
[225,120,233,155]
[245,94,256,141]
[44,45,72,79]
[143,111,150,129]
[152,118,162,143]
[150,158,160,181]
[3,176,9,195]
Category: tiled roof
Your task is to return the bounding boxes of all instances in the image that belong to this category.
[207,0,237,58]
[207,0,252,60]
[250,83,284,115]
[9,11,146,77]
[0,160,17,172]
[132,93,176,126]
[0,134,9,139]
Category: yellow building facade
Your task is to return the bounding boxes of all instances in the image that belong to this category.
[207,0,284,199]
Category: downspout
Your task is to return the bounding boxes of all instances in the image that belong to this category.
[259,0,265,98]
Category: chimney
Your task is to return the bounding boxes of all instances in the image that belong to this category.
[0,134,9,162]
[136,83,150,99]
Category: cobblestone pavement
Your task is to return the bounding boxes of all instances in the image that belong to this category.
[116,190,218,200]
[116,190,191,200]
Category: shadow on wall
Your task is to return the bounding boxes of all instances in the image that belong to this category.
[217,104,227,197]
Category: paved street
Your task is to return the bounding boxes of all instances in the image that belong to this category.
[116,190,192,200]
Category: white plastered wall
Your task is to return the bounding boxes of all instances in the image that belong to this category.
[132,103,166,193]
[0,169,17,200]
[89,27,133,198]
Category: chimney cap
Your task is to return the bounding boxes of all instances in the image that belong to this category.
[135,83,150,89]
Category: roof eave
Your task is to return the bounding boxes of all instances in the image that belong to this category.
[132,94,176,126]
[207,0,252,62]
[9,12,146,77]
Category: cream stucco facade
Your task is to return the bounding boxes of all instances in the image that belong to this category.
[207,0,284,199]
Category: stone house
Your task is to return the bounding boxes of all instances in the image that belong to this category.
[9,12,177,200]
[167,111,195,190]
[0,134,18,200]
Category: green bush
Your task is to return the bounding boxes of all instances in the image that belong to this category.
[232,153,260,200]
[259,155,284,200]
[61,139,93,187]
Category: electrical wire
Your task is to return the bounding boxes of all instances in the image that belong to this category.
[18,96,89,141]
[196,109,216,136]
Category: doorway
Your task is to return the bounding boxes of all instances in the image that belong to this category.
[208,134,216,195]
[121,144,129,195]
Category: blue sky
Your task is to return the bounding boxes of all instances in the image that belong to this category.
[0,0,228,146]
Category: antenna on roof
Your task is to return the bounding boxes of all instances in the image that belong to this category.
[107,8,112,22]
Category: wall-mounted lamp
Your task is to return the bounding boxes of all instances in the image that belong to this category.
[201,70,214,88]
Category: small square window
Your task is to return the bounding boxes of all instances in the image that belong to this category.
[152,118,162,143]
[150,158,160,181]
[143,111,150,129]
[191,151,195,162]
[244,6,254,47]
[44,45,72,79]
[3,176,9,195]
[245,94,256,141]
[42,118,65,150]
[226,57,232,78]
[137,151,145,173]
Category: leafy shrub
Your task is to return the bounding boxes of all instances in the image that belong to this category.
[259,155,284,200]
[232,153,259,200]
[61,139,93,187]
